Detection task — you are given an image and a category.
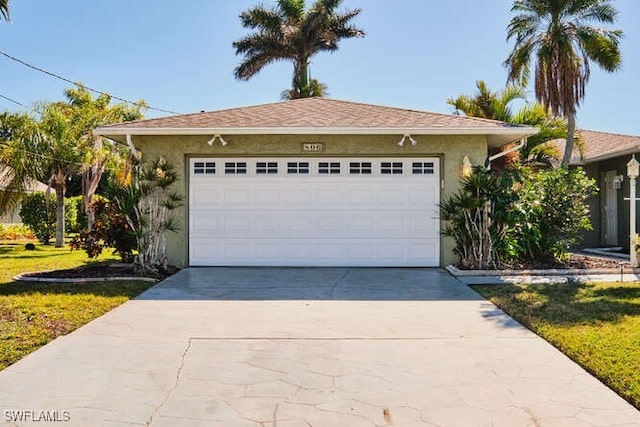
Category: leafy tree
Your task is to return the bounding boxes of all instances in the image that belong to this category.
[0,86,144,247]
[504,0,622,167]
[233,0,365,98]
[107,157,183,274]
[448,80,568,167]
[0,112,46,214]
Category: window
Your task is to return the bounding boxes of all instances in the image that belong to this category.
[381,162,403,175]
[256,162,278,174]
[412,162,435,175]
[349,162,372,174]
[287,162,310,174]
[194,161,215,175]
[319,162,340,174]
[225,162,247,174]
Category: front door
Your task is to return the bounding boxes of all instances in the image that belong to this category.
[604,170,618,246]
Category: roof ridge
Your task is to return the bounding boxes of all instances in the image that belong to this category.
[579,129,640,139]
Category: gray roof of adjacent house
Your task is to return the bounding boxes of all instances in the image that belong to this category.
[0,168,48,193]
[552,130,640,164]
[96,98,538,147]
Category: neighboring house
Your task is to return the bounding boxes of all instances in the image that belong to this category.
[555,130,640,251]
[0,169,48,224]
[96,98,536,267]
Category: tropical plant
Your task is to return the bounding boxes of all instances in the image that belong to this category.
[509,167,597,261]
[0,112,46,214]
[0,0,9,22]
[505,0,622,167]
[233,0,365,98]
[448,80,527,121]
[0,86,144,247]
[70,198,137,261]
[107,157,183,274]
[440,168,517,269]
[448,80,568,167]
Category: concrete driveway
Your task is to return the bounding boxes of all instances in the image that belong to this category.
[0,268,638,426]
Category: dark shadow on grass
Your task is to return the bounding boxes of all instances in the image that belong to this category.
[0,281,153,299]
[472,282,640,327]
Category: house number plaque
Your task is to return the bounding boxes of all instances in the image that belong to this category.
[302,143,324,152]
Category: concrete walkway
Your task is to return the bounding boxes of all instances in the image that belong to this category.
[0,268,638,426]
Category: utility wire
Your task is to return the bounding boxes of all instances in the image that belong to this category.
[0,49,182,115]
[0,93,30,109]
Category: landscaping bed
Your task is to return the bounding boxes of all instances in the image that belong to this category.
[17,263,179,281]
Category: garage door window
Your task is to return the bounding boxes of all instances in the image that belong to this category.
[381,162,403,175]
[193,161,216,175]
[287,162,310,174]
[256,162,278,174]
[412,162,435,174]
[319,162,340,174]
[349,162,372,174]
[225,162,247,174]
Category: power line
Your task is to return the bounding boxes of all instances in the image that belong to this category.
[0,48,182,115]
[0,93,30,110]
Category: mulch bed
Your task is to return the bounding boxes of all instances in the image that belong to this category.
[22,264,179,280]
[485,253,626,271]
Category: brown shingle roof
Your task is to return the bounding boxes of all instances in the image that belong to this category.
[552,130,640,164]
[98,97,527,131]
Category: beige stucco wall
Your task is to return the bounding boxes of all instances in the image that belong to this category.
[133,133,489,267]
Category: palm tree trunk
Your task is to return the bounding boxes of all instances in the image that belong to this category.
[55,185,65,248]
[561,113,576,167]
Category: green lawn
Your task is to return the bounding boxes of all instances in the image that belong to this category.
[473,281,640,409]
[0,241,154,370]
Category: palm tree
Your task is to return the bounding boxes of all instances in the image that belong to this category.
[448,80,527,121]
[449,80,569,167]
[233,0,364,99]
[0,0,9,22]
[504,0,622,167]
[0,112,45,213]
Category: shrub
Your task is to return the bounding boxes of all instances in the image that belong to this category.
[508,167,597,261]
[0,224,35,240]
[19,192,85,244]
[70,198,137,261]
[442,166,597,268]
[19,192,56,244]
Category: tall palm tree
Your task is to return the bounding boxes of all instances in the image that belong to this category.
[0,0,9,22]
[504,0,622,167]
[233,0,365,99]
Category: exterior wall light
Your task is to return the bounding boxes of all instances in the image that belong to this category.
[397,134,417,147]
[207,134,228,146]
[462,155,473,178]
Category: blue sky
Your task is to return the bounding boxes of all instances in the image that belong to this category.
[0,0,638,135]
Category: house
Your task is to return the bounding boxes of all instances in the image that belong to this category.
[0,169,48,224]
[556,130,640,251]
[95,98,536,267]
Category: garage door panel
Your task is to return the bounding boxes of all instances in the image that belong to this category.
[189,157,440,266]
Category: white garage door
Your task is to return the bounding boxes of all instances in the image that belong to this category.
[189,157,440,267]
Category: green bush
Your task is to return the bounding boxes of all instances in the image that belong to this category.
[70,198,137,261]
[507,167,597,261]
[65,195,87,233]
[19,192,56,244]
[19,192,85,244]
[441,166,597,268]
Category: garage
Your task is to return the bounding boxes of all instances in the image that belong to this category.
[189,157,440,267]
